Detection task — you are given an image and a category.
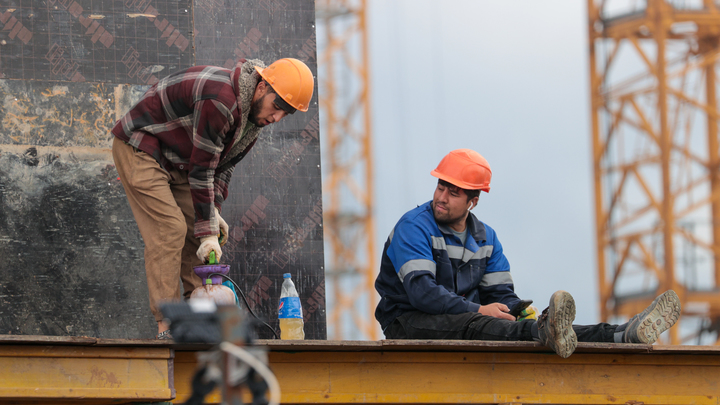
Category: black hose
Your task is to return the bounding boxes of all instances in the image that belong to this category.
[208,272,279,339]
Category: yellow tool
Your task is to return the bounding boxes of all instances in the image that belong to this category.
[517,306,538,321]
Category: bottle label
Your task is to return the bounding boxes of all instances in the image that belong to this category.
[278,297,303,319]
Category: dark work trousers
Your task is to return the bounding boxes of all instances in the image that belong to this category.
[384,311,618,342]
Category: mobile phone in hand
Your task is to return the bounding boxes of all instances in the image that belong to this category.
[508,299,534,317]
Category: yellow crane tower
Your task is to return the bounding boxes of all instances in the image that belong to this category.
[589,0,720,344]
[316,0,378,340]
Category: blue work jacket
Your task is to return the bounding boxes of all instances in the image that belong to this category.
[374,201,520,331]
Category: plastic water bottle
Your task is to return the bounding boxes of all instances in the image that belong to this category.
[278,273,305,340]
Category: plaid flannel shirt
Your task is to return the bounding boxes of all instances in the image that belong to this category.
[112,60,265,238]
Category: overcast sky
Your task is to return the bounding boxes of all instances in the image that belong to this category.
[365,0,600,324]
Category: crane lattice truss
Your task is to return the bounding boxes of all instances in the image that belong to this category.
[589,0,720,344]
[316,0,378,340]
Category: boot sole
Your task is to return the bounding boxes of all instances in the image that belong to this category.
[635,290,681,344]
[547,290,577,358]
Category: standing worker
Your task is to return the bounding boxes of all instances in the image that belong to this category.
[111,58,314,339]
[375,148,682,357]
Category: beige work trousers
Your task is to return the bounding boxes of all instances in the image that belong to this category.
[112,137,203,322]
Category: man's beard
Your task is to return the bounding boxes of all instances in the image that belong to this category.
[248,95,266,127]
[432,201,465,226]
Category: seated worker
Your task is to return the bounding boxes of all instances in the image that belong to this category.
[374,148,682,358]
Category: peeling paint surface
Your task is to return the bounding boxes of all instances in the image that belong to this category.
[0,81,145,147]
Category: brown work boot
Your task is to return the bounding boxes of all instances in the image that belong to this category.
[620,290,681,344]
[537,290,577,358]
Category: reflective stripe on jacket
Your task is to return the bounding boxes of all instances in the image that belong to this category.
[374,200,520,331]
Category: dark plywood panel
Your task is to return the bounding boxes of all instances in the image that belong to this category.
[221,125,325,339]
[192,0,324,339]
[0,0,326,340]
[0,0,194,84]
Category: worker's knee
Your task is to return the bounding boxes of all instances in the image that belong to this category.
[138,210,187,253]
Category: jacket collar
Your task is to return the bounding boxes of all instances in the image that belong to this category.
[218,59,266,169]
[466,212,487,243]
[231,58,265,119]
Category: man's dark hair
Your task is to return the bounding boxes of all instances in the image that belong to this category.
[263,80,276,94]
[438,179,480,201]
[262,80,296,114]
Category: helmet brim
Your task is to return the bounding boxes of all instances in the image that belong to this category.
[431,169,490,192]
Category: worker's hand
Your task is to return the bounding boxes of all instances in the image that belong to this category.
[197,235,222,264]
[478,303,516,321]
[215,207,229,247]
[517,305,539,321]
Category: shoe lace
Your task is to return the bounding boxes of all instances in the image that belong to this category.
[537,307,550,329]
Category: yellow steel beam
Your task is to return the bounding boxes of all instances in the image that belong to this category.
[169,340,720,405]
[0,342,174,403]
[3,338,720,404]
[269,351,720,404]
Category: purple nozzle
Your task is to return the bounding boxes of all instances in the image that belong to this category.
[193,264,230,285]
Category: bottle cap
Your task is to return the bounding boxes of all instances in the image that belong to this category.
[283,273,291,279]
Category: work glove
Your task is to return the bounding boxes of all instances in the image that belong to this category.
[215,207,229,247]
[517,305,539,321]
[197,235,222,264]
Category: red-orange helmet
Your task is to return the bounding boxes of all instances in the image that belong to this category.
[431,149,492,192]
[254,58,314,112]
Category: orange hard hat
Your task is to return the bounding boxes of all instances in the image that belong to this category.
[431,149,492,192]
[254,58,314,112]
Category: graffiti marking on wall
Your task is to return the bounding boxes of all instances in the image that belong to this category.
[231,194,270,242]
[224,28,263,69]
[303,279,325,322]
[46,43,85,82]
[121,47,159,85]
[267,113,319,181]
[0,11,32,44]
[47,0,114,48]
[296,32,316,63]
[271,198,322,268]
[125,0,190,51]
